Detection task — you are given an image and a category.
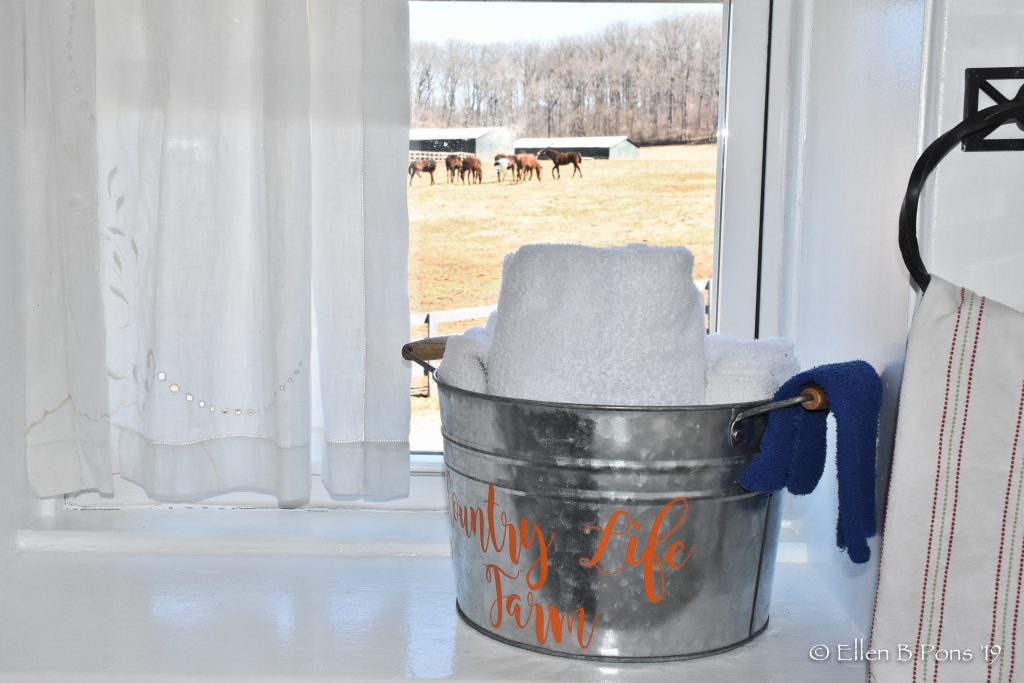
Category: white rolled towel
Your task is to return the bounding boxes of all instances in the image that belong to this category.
[703,334,800,404]
[462,310,497,348]
[487,243,707,406]
[436,333,490,393]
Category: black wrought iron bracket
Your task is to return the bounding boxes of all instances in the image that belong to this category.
[898,67,1024,293]
[963,67,1024,151]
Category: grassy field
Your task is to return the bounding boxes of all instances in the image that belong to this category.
[408,143,718,318]
[407,143,718,444]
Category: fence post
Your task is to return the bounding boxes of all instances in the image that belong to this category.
[425,313,436,397]
[704,279,711,333]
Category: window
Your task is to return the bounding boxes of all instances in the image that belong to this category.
[65,0,772,511]
[406,0,771,449]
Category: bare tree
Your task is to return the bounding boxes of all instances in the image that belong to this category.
[410,13,722,145]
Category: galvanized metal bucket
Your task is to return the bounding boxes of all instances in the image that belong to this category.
[403,338,825,662]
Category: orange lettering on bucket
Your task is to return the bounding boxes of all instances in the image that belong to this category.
[579,496,694,603]
[450,482,554,590]
[450,479,599,649]
[485,563,599,649]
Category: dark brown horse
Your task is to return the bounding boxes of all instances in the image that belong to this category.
[408,159,437,186]
[460,156,483,184]
[445,154,463,183]
[538,147,582,179]
[515,153,543,182]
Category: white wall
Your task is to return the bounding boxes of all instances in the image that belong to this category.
[763,0,1024,637]
[759,0,927,633]
[919,0,1024,308]
[0,4,41,560]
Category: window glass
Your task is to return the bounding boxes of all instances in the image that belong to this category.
[407,2,723,451]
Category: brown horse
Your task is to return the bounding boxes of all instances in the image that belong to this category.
[408,159,437,186]
[445,154,463,183]
[538,147,582,179]
[460,156,483,184]
[515,153,543,182]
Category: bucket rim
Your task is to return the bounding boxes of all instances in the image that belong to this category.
[434,374,772,413]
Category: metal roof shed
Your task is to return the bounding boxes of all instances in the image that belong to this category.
[409,127,514,161]
[514,135,640,160]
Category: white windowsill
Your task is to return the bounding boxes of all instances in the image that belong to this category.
[0,508,866,683]
[66,452,448,512]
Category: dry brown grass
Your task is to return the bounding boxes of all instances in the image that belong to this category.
[408,143,718,315]
[406,144,718,440]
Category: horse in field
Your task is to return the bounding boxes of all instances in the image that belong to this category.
[494,157,513,182]
[460,155,483,184]
[537,147,582,179]
[445,154,463,183]
[408,159,437,186]
[515,153,543,182]
[494,153,519,183]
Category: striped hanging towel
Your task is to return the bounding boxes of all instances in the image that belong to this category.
[871,276,1024,682]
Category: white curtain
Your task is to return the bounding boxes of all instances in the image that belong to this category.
[19,0,411,506]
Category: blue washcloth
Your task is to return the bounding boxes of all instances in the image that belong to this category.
[737,361,882,563]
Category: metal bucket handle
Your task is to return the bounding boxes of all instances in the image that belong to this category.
[402,336,449,375]
[729,385,829,445]
[401,336,829,445]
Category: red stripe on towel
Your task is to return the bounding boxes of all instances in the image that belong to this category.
[934,296,986,683]
[989,380,1024,683]
[1007,532,1024,683]
[1009,383,1024,683]
[914,288,966,683]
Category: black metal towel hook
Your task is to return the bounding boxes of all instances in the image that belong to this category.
[899,92,1024,292]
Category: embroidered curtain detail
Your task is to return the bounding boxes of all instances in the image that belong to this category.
[19,0,411,505]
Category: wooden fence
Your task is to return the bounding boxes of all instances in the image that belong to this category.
[409,280,711,397]
[409,304,496,338]
[409,151,466,162]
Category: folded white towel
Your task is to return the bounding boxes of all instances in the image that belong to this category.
[462,311,496,348]
[486,244,706,406]
[704,334,799,404]
[436,333,489,393]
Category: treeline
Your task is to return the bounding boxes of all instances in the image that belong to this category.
[410,13,721,145]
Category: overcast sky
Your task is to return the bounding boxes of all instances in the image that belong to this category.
[409,2,720,45]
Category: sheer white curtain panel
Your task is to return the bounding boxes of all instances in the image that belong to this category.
[18,0,411,506]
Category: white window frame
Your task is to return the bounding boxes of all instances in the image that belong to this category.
[65,0,773,515]
[712,0,775,337]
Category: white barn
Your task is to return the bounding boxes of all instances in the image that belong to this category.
[514,135,640,160]
[409,127,514,161]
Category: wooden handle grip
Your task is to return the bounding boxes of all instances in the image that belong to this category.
[402,336,450,362]
[800,385,829,412]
